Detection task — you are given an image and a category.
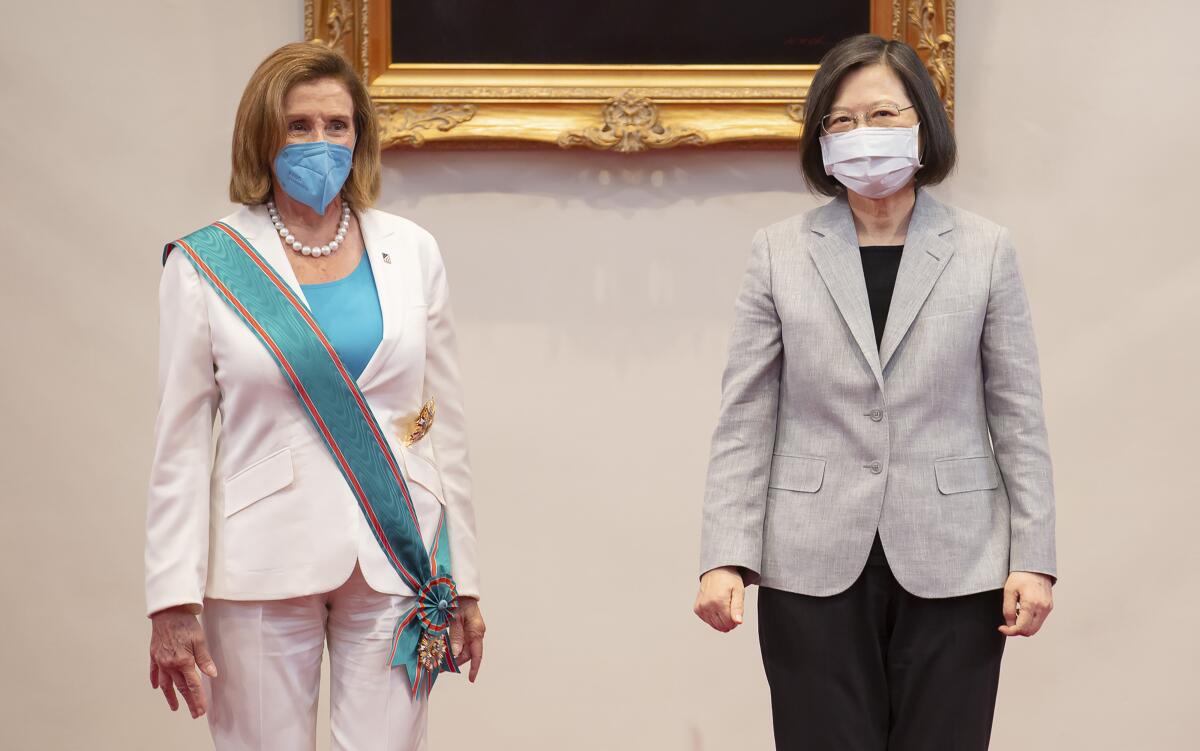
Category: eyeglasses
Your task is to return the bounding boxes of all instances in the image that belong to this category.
[821,103,917,134]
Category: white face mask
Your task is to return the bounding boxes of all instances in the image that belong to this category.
[819,123,922,199]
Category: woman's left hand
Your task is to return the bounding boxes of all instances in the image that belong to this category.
[449,597,486,682]
[998,572,1055,637]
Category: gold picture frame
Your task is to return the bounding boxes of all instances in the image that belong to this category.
[305,0,954,152]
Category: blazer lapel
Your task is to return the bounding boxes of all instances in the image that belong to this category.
[808,196,884,388]
[354,208,400,391]
[226,204,402,392]
[878,190,956,370]
[230,203,313,311]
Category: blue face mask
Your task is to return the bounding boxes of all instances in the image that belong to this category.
[273,141,353,215]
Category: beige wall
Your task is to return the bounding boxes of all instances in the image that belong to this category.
[2,1,1198,748]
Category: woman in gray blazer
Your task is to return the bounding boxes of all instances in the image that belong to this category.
[693,35,1056,751]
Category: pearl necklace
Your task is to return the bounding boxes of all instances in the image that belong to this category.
[267,200,350,257]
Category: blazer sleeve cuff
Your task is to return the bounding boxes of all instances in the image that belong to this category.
[146,595,204,619]
[1009,535,1057,584]
[145,565,207,617]
[1009,563,1058,585]
[449,558,480,600]
[699,555,762,586]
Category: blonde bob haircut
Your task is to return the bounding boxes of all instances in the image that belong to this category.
[229,42,381,209]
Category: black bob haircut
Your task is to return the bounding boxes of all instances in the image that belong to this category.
[798,34,956,197]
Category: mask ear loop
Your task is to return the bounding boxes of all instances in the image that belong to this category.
[342,139,356,208]
[915,121,926,168]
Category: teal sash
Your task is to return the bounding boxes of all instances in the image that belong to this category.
[165,222,459,697]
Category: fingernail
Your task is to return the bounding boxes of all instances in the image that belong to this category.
[452,645,462,658]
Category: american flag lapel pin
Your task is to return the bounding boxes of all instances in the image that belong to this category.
[382,252,391,263]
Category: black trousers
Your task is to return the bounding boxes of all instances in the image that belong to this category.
[758,539,1006,751]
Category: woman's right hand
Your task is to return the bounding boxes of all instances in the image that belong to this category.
[149,605,218,718]
[693,566,746,632]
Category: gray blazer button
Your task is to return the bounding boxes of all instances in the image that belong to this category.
[869,409,884,421]
[865,461,883,474]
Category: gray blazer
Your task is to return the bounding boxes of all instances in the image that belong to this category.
[699,189,1056,598]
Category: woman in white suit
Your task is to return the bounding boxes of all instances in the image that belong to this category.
[145,42,485,750]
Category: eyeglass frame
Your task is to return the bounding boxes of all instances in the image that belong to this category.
[820,103,918,135]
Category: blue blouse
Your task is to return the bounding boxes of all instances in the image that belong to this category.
[300,251,383,381]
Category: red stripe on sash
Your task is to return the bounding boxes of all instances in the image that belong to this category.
[388,608,419,665]
[175,238,421,593]
[211,222,423,535]
[429,512,444,574]
[411,665,424,699]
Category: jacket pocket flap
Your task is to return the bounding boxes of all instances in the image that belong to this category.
[768,454,826,493]
[399,442,446,505]
[934,455,999,494]
[917,293,974,319]
[223,447,294,517]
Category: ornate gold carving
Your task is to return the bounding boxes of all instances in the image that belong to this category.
[301,0,954,150]
[907,0,956,123]
[943,0,956,123]
[326,0,351,49]
[358,0,369,80]
[377,104,477,148]
[370,86,810,100]
[308,0,357,66]
[558,92,706,153]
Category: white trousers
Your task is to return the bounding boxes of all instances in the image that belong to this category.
[201,563,428,751]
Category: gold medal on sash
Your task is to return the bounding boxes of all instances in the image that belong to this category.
[417,631,448,671]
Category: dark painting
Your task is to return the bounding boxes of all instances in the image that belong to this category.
[390,0,872,66]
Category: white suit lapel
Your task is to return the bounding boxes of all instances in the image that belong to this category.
[354,208,401,391]
[224,204,405,392]
[228,203,313,310]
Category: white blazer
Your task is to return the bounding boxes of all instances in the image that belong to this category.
[145,204,479,616]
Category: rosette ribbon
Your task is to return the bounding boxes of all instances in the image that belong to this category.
[390,514,461,697]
